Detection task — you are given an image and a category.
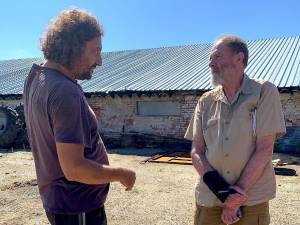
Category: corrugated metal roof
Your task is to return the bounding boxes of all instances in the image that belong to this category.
[0,36,299,95]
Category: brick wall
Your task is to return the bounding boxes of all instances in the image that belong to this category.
[88,93,300,137]
[88,92,300,152]
[2,92,298,132]
[277,92,300,153]
[87,93,199,148]
[1,91,299,152]
[0,99,22,108]
[280,93,300,126]
[87,94,197,139]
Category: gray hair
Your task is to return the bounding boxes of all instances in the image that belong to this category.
[214,35,249,67]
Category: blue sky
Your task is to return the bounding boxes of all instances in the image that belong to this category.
[0,0,299,60]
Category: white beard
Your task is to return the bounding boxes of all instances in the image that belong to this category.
[211,72,224,88]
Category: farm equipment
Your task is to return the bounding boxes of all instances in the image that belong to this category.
[0,104,29,148]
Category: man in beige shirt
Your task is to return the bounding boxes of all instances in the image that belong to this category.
[185,35,286,225]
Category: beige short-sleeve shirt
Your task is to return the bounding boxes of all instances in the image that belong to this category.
[185,75,286,207]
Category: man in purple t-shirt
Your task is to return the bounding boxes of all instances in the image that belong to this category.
[23,8,136,225]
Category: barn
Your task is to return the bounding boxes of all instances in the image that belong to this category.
[0,36,299,153]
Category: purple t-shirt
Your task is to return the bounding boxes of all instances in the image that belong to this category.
[23,64,109,214]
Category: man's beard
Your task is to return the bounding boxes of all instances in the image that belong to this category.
[76,64,97,80]
[211,72,224,88]
[78,70,92,80]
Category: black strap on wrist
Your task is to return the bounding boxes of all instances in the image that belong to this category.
[203,170,237,203]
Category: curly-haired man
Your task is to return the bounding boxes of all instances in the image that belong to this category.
[23,8,136,225]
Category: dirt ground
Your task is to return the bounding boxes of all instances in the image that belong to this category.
[0,149,299,225]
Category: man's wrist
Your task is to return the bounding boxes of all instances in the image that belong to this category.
[230,185,248,198]
[203,170,236,203]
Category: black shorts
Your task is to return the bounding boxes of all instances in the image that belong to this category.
[46,207,107,225]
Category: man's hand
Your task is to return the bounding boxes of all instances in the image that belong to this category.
[225,186,247,209]
[221,206,242,224]
[119,168,136,191]
[221,187,247,224]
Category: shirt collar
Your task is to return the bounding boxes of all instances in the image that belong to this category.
[212,74,252,103]
[240,74,252,94]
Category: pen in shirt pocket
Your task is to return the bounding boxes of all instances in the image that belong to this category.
[250,107,257,137]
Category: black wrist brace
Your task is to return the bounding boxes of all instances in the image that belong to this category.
[203,171,236,203]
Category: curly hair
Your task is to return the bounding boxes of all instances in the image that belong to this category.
[41,8,103,68]
[214,35,249,68]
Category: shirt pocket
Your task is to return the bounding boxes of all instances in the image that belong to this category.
[203,117,219,147]
[206,118,218,128]
[234,107,253,137]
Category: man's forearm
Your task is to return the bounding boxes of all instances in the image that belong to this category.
[191,151,214,176]
[221,149,271,223]
[191,144,214,176]
[69,158,131,185]
[56,142,136,190]
[235,134,275,192]
[235,150,272,192]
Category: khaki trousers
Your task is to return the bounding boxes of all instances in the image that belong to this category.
[194,202,270,225]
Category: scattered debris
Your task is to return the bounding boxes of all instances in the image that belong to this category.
[142,152,192,165]
[274,167,297,176]
[272,159,288,166]
[143,152,298,176]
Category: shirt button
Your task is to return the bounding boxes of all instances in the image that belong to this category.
[225,137,229,141]
[226,171,230,174]
[225,121,230,125]
[225,154,229,157]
